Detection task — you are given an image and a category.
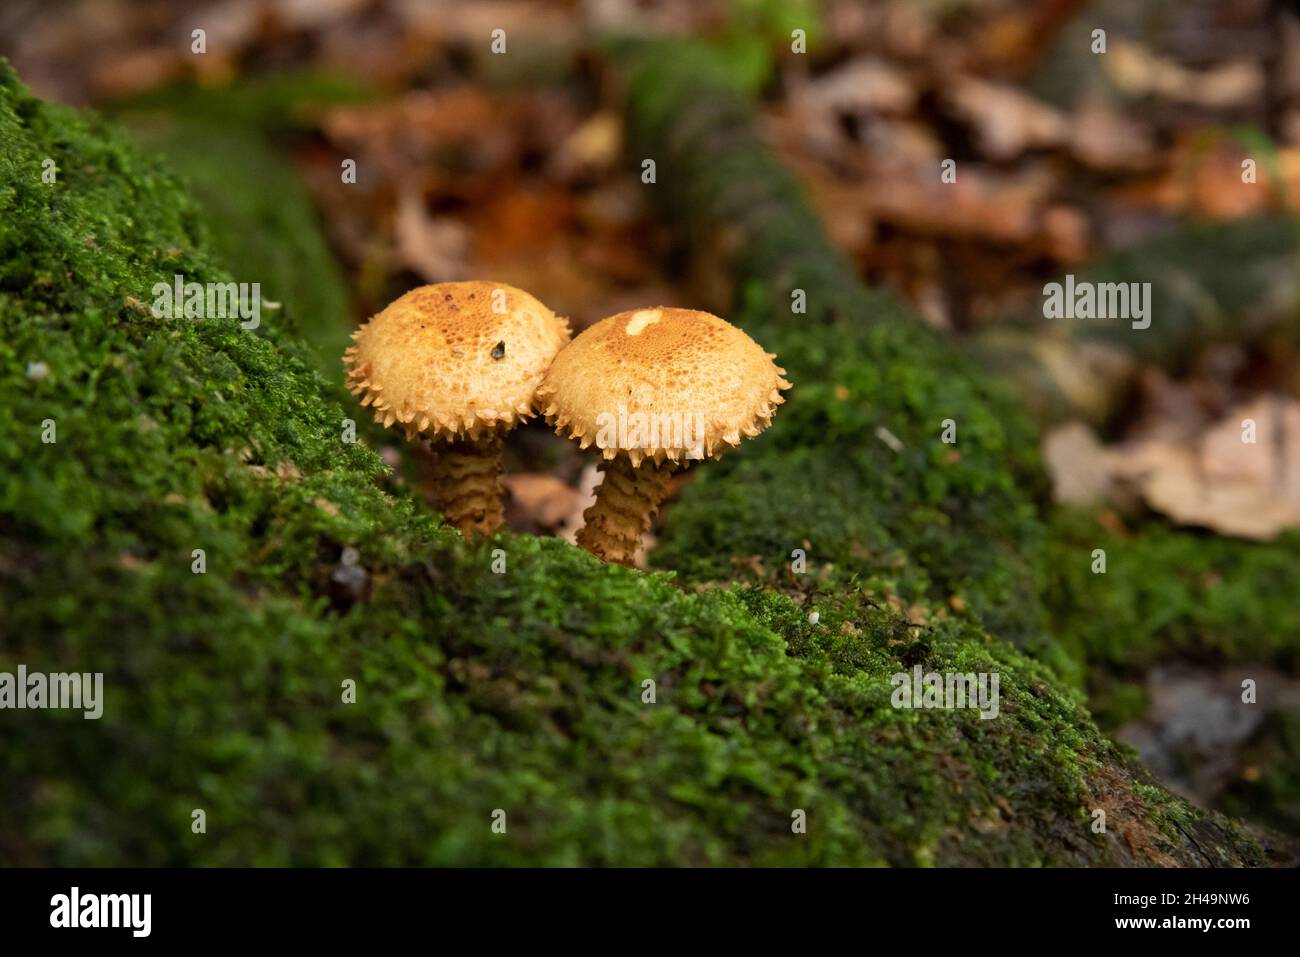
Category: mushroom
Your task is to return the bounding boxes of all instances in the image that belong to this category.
[536,307,791,565]
[343,281,570,538]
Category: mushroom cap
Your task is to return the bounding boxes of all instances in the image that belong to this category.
[343,281,570,440]
[536,307,791,466]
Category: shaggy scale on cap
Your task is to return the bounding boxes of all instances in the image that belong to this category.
[538,307,790,565]
[536,307,790,466]
[344,281,570,440]
[343,281,570,538]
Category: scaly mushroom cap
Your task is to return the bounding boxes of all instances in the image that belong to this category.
[343,281,570,440]
[537,307,791,466]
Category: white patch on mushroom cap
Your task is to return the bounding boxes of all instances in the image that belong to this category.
[624,309,662,335]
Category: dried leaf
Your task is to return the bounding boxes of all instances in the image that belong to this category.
[798,57,917,117]
[503,474,580,532]
[394,189,468,282]
[943,76,1067,161]
[1105,40,1264,109]
[1043,421,1112,504]
[1111,396,1300,540]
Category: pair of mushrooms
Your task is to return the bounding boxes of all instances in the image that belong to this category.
[343,281,790,565]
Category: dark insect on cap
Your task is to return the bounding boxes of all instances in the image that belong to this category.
[491,341,506,360]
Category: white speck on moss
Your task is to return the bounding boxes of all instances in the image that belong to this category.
[26,361,49,382]
[808,611,820,625]
[875,425,904,453]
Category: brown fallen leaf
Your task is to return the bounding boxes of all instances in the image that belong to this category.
[957,0,1090,79]
[797,56,918,118]
[1110,395,1300,540]
[467,187,573,261]
[503,473,580,533]
[89,48,186,100]
[864,160,1057,245]
[1105,40,1263,109]
[856,116,943,165]
[942,75,1068,161]
[1043,421,1113,504]
[550,111,622,178]
[560,464,600,544]
[397,0,580,50]
[1068,99,1157,173]
[395,188,469,282]
[272,0,370,31]
[322,87,517,188]
[1073,129,1300,221]
[1126,367,1213,444]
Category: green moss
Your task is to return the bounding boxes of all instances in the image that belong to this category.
[1042,509,1300,834]
[121,114,352,375]
[1071,216,1300,365]
[118,71,374,134]
[0,61,1284,866]
[1088,680,1150,730]
[110,76,366,378]
[1033,216,1300,372]
[1044,508,1300,676]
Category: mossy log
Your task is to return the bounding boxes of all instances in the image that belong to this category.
[970,217,1300,428]
[0,59,1289,866]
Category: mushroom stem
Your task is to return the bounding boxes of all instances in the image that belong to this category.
[576,456,675,566]
[428,435,505,539]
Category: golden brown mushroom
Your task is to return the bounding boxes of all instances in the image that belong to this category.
[344,281,570,538]
[536,307,790,565]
